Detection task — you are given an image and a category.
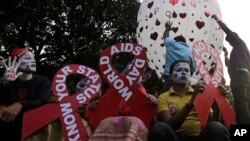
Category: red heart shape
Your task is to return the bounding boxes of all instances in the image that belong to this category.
[179,13,186,18]
[204,11,210,17]
[169,0,179,6]
[196,21,205,29]
[139,26,143,33]
[155,19,161,26]
[189,38,194,42]
[172,11,177,18]
[149,12,153,18]
[182,1,186,6]
[150,32,158,40]
[147,1,154,9]
[172,27,178,33]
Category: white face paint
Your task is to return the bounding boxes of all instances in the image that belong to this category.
[76,78,90,92]
[171,62,191,85]
[18,51,36,73]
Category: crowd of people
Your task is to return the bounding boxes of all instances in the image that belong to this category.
[0,14,249,141]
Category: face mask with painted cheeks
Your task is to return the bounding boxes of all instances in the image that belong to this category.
[171,62,191,85]
[76,78,90,92]
[18,51,36,73]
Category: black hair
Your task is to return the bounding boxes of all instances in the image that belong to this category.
[169,59,193,75]
[174,35,186,43]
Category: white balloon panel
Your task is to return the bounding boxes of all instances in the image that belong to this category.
[137,0,224,83]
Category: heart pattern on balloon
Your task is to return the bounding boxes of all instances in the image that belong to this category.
[137,0,224,83]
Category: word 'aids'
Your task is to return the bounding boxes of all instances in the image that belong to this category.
[88,43,156,129]
[192,41,235,128]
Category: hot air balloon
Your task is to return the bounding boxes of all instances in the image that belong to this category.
[137,0,224,84]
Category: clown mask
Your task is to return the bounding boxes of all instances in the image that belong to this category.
[76,78,90,92]
[171,62,191,85]
[18,51,36,73]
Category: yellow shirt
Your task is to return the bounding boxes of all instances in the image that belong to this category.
[157,86,201,136]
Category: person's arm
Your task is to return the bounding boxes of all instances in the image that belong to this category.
[163,21,172,39]
[223,47,229,67]
[158,84,204,130]
[158,100,194,130]
[1,102,22,121]
[147,94,157,106]
[212,14,244,47]
[19,76,51,110]
[212,15,233,35]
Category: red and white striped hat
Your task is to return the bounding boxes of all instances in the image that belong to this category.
[9,48,29,59]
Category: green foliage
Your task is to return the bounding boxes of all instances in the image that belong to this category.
[0,0,141,79]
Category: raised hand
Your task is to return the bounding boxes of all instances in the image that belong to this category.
[3,56,23,81]
[212,14,219,21]
[165,20,173,30]
[163,20,173,39]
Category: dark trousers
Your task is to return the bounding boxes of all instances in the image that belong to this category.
[148,122,229,141]
[0,114,22,141]
[0,121,22,141]
[230,69,250,124]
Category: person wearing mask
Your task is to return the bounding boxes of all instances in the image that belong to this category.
[148,60,229,141]
[89,61,157,141]
[162,21,196,92]
[48,77,95,141]
[0,48,51,141]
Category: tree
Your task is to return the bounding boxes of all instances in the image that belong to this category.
[0,0,141,79]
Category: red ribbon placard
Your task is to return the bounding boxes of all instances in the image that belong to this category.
[88,43,156,129]
[192,41,235,127]
[22,64,102,141]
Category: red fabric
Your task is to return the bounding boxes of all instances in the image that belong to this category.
[9,48,29,59]
[138,85,147,94]
[194,84,235,128]
[118,86,147,116]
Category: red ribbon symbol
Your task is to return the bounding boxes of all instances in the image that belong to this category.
[192,41,235,127]
[22,64,102,141]
[88,43,156,129]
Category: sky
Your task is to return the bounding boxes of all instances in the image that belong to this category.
[219,0,250,49]
[218,0,250,85]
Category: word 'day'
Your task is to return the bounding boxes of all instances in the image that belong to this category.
[88,43,156,129]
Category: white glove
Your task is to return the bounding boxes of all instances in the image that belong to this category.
[2,56,23,81]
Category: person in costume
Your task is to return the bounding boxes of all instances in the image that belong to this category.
[148,60,229,141]
[162,21,196,92]
[89,61,157,141]
[48,76,96,141]
[0,48,51,141]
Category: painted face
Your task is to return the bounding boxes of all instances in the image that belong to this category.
[76,78,90,92]
[18,51,36,73]
[171,62,191,85]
